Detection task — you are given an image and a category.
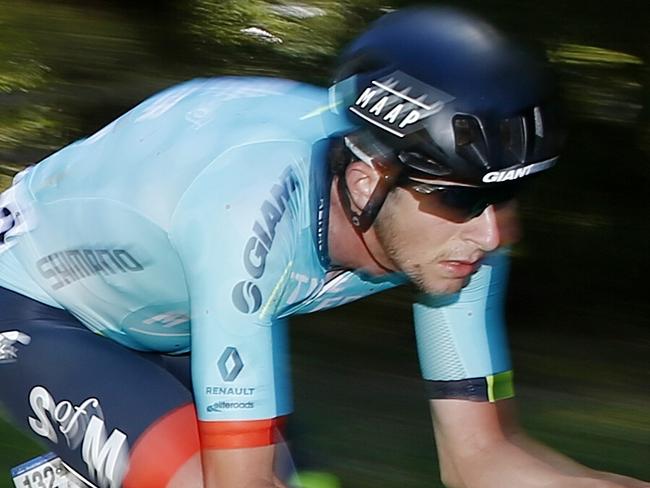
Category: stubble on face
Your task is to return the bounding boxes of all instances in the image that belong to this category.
[373,189,473,295]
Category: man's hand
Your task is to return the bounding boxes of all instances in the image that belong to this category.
[430,398,649,488]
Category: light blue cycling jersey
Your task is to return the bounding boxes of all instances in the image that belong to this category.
[0,77,512,423]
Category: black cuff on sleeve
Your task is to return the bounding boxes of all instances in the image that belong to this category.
[425,371,515,403]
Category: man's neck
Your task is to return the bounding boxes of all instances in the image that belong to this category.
[326,176,397,276]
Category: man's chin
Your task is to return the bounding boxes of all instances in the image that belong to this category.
[415,275,471,296]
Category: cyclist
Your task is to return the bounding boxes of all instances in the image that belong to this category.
[0,7,646,488]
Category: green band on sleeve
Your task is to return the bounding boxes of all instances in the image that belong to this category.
[486,370,515,402]
[425,371,515,402]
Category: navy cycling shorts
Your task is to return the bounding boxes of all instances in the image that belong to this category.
[0,287,201,488]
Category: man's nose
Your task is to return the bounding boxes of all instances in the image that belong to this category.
[462,205,502,252]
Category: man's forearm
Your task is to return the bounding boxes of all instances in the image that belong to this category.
[440,435,641,488]
[508,433,649,488]
[430,399,648,488]
[436,433,563,488]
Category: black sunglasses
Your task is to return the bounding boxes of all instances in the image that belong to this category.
[400,179,521,223]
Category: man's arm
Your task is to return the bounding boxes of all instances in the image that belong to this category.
[202,446,288,488]
[169,141,310,486]
[430,398,649,488]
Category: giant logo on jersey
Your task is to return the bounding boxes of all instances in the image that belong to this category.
[232,166,299,314]
[232,280,262,314]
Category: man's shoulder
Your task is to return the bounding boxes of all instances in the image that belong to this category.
[77,76,336,172]
[131,76,329,124]
[44,76,331,159]
[27,76,335,205]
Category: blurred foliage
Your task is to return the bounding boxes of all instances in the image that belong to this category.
[0,175,12,190]
[0,1,648,486]
[191,0,344,55]
[0,60,47,95]
[187,0,385,80]
[547,44,643,66]
[0,0,173,160]
[0,0,648,163]
[548,42,645,125]
[0,5,60,151]
[0,106,64,150]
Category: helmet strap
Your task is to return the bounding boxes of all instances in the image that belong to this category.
[337,157,403,233]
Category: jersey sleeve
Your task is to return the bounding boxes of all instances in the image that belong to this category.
[412,249,514,402]
[169,140,309,448]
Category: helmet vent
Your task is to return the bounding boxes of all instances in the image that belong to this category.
[453,116,489,169]
[533,106,544,138]
[500,116,527,163]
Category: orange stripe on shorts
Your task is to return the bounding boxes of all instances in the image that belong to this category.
[123,403,200,488]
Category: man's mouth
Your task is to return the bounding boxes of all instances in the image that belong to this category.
[438,259,482,278]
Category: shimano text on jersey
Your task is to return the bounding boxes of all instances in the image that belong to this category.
[36,248,145,290]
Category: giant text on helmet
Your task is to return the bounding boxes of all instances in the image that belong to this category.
[481,157,559,183]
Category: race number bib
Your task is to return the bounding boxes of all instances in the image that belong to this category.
[11,452,94,488]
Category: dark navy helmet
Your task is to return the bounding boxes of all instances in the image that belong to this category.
[330,7,564,188]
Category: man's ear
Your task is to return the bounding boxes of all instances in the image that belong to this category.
[344,161,381,211]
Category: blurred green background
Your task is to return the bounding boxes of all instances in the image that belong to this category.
[0,0,648,486]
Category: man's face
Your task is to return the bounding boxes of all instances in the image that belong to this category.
[374,186,520,295]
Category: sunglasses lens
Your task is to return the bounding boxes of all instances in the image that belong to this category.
[408,183,519,222]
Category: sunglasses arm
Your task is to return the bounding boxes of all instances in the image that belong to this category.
[337,159,403,233]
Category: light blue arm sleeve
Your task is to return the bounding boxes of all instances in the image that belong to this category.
[170,140,310,422]
[413,250,512,398]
